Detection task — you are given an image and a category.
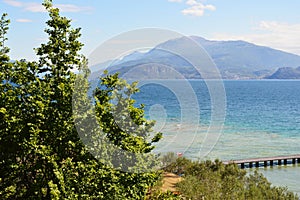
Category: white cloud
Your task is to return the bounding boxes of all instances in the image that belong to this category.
[3,0,22,7]
[182,6,205,16]
[211,21,300,55]
[168,0,183,2]
[16,18,33,23]
[3,0,92,13]
[167,0,216,16]
[24,2,46,12]
[258,21,300,34]
[56,4,91,13]
[186,0,198,6]
[181,3,216,17]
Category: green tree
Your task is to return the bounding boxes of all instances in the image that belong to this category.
[0,1,161,199]
[90,72,163,198]
[0,13,9,62]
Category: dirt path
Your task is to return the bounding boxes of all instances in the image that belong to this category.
[161,172,183,193]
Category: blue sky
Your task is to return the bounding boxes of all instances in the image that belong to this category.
[1,0,300,61]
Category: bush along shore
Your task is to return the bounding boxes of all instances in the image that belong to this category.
[148,152,298,199]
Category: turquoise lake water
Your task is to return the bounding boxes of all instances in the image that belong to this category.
[133,80,300,194]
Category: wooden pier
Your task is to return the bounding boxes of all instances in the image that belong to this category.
[223,154,300,169]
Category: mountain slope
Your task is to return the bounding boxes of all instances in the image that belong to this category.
[191,36,300,71]
[266,67,300,79]
[90,36,300,79]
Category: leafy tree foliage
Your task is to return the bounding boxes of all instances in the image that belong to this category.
[94,72,162,153]
[0,13,9,62]
[0,1,161,199]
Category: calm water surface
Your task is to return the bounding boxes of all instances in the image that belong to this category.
[133,80,300,194]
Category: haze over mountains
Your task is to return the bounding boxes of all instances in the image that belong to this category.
[90,36,300,80]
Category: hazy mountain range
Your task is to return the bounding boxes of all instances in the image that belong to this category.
[89,36,300,80]
[266,67,300,79]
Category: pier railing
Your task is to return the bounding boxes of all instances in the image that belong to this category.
[223,154,300,169]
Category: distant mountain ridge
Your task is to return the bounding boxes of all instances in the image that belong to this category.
[266,67,300,79]
[90,36,300,80]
